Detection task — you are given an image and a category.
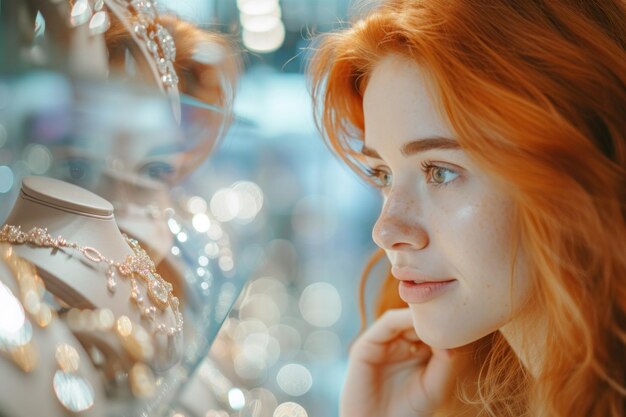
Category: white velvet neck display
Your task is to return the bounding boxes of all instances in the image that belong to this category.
[98,169,174,263]
[3,176,179,338]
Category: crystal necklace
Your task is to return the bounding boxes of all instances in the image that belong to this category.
[0,224,183,337]
[69,0,179,90]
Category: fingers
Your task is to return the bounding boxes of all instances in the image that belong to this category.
[402,328,421,343]
[350,309,424,364]
[358,308,417,345]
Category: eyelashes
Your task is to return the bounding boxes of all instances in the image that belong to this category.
[366,161,460,189]
[419,161,460,187]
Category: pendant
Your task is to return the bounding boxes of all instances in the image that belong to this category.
[106,267,117,294]
[147,279,170,310]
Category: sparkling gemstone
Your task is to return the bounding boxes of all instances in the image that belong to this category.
[52,371,95,412]
[148,279,169,309]
[70,0,92,27]
[7,227,19,241]
[88,11,110,36]
[146,40,158,54]
[156,58,167,73]
[133,23,148,39]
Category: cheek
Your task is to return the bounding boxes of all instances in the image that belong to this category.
[430,192,517,288]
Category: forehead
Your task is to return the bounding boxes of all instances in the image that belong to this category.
[362,55,455,151]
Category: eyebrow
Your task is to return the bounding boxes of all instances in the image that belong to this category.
[361,136,460,159]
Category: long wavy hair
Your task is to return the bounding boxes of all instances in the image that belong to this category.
[308,1,626,416]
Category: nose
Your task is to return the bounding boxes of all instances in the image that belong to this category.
[372,193,429,251]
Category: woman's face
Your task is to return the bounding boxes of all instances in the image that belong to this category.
[362,55,531,349]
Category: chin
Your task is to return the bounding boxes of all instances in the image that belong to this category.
[408,305,490,349]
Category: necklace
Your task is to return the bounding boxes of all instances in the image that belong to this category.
[69,0,179,90]
[0,224,183,338]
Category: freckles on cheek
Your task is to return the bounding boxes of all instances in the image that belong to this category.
[437,196,514,282]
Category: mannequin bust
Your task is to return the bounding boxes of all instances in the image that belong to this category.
[2,176,182,372]
[96,169,187,304]
[97,169,174,263]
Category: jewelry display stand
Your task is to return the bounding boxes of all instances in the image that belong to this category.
[97,169,187,304]
[3,177,183,371]
[97,170,174,262]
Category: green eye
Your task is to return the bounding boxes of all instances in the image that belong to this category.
[422,163,459,186]
[431,167,448,184]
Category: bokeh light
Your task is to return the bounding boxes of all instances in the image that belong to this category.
[0,282,26,335]
[192,212,212,233]
[187,195,208,214]
[304,330,342,362]
[299,282,342,328]
[273,402,307,417]
[0,166,14,193]
[228,387,246,410]
[24,144,52,174]
[276,364,312,397]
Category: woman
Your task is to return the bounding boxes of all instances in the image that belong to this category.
[308,1,626,416]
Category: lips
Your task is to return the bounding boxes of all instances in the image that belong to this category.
[392,266,457,304]
[391,266,453,284]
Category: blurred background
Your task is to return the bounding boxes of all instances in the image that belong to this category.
[171,2,383,416]
[0,1,385,417]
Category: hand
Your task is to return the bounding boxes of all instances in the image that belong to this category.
[340,308,472,417]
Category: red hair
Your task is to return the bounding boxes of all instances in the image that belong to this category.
[309,1,626,416]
